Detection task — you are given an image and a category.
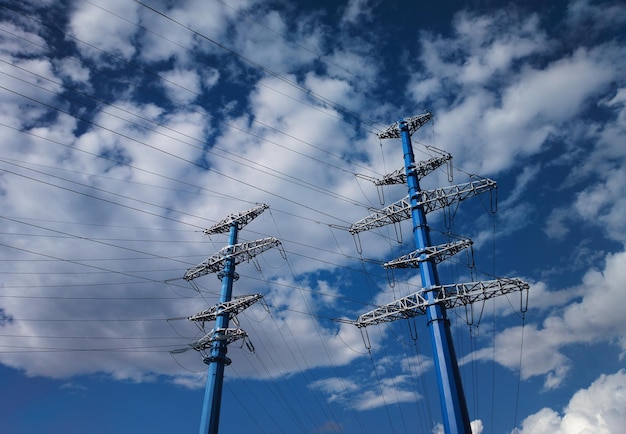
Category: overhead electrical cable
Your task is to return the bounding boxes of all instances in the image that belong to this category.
[250,268,345,427]
[265,212,369,431]
[0,67,373,213]
[0,64,376,209]
[213,0,371,83]
[0,6,385,177]
[131,0,385,131]
[0,87,354,225]
[0,240,193,293]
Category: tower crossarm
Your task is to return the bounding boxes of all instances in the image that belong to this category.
[420,178,497,214]
[204,204,269,235]
[374,147,452,186]
[183,237,281,281]
[433,278,529,310]
[377,113,432,139]
[188,294,263,322]
[355,291,430,327]
[354,278,528,328]
[373,167,406,186]
[349,196,412,234]
[190,328,249,351]
[349,178,497,234]
[383,238,473,268]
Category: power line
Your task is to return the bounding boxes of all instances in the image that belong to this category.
[0,86,356,225]
[0,6,384,177]
[131,0,385,131]
[0,63,375,208]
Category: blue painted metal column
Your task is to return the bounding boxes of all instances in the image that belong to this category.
[399,120,471,434]
[199,221,238,434]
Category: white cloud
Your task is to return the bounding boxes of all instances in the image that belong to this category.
[515,370,626,434]
[54,57,92,87]
[410,8,547,94]
[432,419,483,434]
[309,358,425,411]
[341,0,379,25]
[68,0,140,63]
[1,6,625,427]
[408,7,624,176]
[0,21,48,57]
[160,67,202,105]
[566,0,626,36]
[542,85,626,243]
[229,7,320,74]
[469,249,626,389]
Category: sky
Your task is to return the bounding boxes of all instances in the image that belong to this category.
[0,0,625,433]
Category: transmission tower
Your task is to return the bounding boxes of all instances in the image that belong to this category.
[350,114,529,434]
[175,203,281,434]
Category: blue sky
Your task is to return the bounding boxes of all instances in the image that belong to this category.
[1,0,625,433]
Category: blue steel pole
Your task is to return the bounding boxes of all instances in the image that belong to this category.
[399,120,471,434]
[199,221,239,434]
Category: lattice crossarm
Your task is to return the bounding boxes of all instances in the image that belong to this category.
[383,249,422,268]
[183,237,281,281]
[384,238,473,269]
[374,167,406,186]
[226,237,282,266]
[413,146,453,178]
[183,252,226,281]
[212,328,248,345]
[349,179,496,235]
[348,196,411,234]
[204,204,269,235]
[373,151,452,186]
[433,278,529,309]
[354,278,527,328]
[188,294,264,322]
[355,292,429,328]
[190,328,249,351]
[190,333,213,351]
[419,178,497,214]
[377,113,433,139]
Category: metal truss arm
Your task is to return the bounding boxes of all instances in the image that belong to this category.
[188,294,263,322]
[349,196,412,234]
[184,237,281,281]
[384,238,473,268]
[349,178,496,234]
[355,278,528,328]
[377,113,433,139]
[374,147,452,186]
[204,204,269,235]
[420,178,496,214]
[189,328,249,352]
[169,328,250,355]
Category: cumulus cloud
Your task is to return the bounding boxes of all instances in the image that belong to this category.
[1,2,625,415]
[408,6,624,177]
[542,85,626,243]
[68,0,140,63]
[514,370,626,434]
[469,249,626,389]
[309,353,430,411]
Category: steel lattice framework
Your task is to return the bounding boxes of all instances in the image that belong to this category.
[184,237,281,281]
[377,112,433,139]
[351,113,530,433]
[204,204,269,235]
[349,178,497,234]
[374,146,452,186]
[177,204,277,434]
[190,328,249,350]
[383,239,473,268]
[355,278,529,328]
[188,294,264,323]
